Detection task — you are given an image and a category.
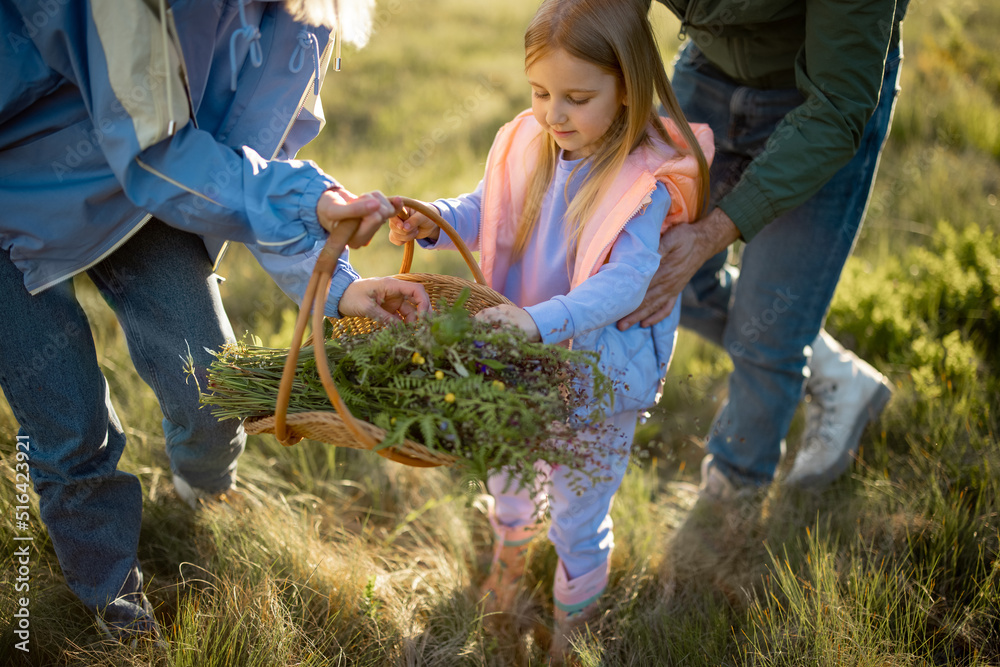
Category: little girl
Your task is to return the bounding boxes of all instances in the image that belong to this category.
[390,0,712,658]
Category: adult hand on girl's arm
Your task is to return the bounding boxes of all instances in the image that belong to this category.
[476,305,541,342]
[337,277,431,324]
[617,207,741,329]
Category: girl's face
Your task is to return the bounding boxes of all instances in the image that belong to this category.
[527,48,624,160]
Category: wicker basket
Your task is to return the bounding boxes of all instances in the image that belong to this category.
[243,197,512,468]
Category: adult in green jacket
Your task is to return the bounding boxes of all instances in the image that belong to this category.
[622,0,908,493]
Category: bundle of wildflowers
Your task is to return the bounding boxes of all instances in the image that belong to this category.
[200,291,619,490]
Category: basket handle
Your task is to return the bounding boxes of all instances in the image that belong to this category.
[272,196,486,468]
[395,197,486,284]
[273,216,374,449]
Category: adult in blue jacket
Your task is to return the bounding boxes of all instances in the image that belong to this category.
[0,0,427,642]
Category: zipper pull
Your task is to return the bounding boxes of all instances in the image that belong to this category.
[679,1,694,41]
[334,0,342,71]
[334,18,342,71]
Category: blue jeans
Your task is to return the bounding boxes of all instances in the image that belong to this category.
[0,220,245,624]
[671,43,902,484]
[490,409,636,580]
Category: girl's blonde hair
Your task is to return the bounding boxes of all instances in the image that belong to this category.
[514,0,710,261]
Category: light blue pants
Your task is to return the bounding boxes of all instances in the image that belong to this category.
[489,409,636,580]
[0,220,246,626]
[671,42,903,485]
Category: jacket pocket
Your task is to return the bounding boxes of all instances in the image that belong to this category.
[586,325,660,415]
[0,117,103,182]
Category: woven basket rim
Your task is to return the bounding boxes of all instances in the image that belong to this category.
[252,271,511,467]
[243,410,460,466]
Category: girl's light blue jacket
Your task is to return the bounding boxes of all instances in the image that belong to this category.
[426,169,680,416]
[1,0,356,310]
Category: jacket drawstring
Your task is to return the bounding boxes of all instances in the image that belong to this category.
[333,1,341,71]
[158,0,176,135]
[288,29,321,95]
[229,0,263,91]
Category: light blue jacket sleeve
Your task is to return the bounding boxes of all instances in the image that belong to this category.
[17,0,334,255]
[418,180,485,252]
[247,242,360,318]
[525,183,669,345]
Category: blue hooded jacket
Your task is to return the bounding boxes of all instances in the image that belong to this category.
[1,0,357,309]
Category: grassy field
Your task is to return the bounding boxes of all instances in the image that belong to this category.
[2,0,999,664]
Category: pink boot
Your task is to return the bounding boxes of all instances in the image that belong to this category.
[549,559,609,664]
[480,514,545,614]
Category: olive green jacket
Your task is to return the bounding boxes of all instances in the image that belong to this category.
[653,0,907,241]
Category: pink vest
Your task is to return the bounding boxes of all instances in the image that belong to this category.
[477,109,714,294]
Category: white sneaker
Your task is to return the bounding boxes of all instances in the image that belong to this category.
[784,330,893,488]
[172,474,242,510]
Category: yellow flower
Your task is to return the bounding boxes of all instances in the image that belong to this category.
[435,370,444,380]
[492,380,505,391]
[411,352,425,365]
[444,392,456,403]
[390,417,397,425]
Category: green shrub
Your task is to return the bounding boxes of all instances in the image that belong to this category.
[829,221,999,405]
